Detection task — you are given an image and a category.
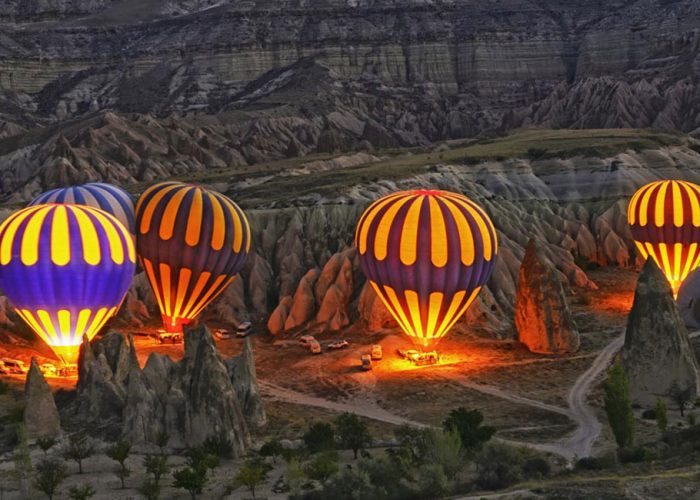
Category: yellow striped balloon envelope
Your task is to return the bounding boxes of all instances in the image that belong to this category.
[356,189,498,349]
[0,204,136,365]
[136,182,251,333]
[628,180,700,297]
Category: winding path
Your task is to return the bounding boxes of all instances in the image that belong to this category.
[259,331,626,460]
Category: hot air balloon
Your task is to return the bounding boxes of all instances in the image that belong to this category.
[355,189,498,349]
[627,180,700,297]
[0,204,136,364]
[136,182,251,333]
[30,182,136,235]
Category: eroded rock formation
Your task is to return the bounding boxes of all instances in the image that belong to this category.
[70,326,262,452]
[24,358,61,439]
[623,260,700,407]
[514,239,580,354]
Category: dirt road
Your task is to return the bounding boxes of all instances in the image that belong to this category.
[259,332,626,460]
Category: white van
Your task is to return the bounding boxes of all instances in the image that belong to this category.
[236,322,253,338]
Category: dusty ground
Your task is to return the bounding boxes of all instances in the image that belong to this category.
[0,266,655,498]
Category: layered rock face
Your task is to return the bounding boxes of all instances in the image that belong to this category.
[623,260,700,407]
[70,326,261,453]
[515,239,580,354]
[23,359,61,439]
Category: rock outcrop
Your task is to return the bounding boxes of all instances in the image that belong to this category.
[225,338,266,429]
[23,359,61,439]
[623,260,700,407]
[515,239,580,354]
[71,326,262,453]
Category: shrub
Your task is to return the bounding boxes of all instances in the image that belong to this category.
[139,479,160,500]
[641,409,657,420]
[303,422,336,454]
[235,459,268,499]
[656,398,668,432]
[417,463,451,498]
[144,454,170,487]
[318,467,376,500]
[202,434,233,459]
[522,457,550,478]
[173,466,207,499]
[67,484,96,500]
[36,436,57,455]
[474,443,524,490]
[423,429,465,480]
[185,446,219,471]
[575,452,617,471]
[618,446,657,463]
[259,438,284,463]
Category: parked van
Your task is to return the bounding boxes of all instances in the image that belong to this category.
[299,335,316,346]
[361,354,372,371]
[309,340,322,354]
[371,344,383,360]
[214,328,231,340]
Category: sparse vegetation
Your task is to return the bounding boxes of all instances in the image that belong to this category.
[334,413,371,459]
[604,363,635,448]
[259,438,284,463]
[304,451,339,484]
[63,432,94,474]
[139,479,160,500]
[155,430,170,454]
[201,434,234,459]
[34,458,67,500]
[67,484,96,500]
[475,442,526,490]
[106,439,131,488]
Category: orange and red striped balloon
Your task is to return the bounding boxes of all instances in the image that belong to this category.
[356,189,498,349]
[627,180,700,296]
[136,182,251,333]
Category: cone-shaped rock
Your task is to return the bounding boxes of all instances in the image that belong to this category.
[226,337,267,428]
[623,259,700,406]
[24,358,61,439]
[515,239,580,354]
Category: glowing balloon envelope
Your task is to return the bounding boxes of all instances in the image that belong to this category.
[30,182,136,235]
[135,182,251,333]
[627,179,700,296]
[0,204,136,364]
[355,189,498,349]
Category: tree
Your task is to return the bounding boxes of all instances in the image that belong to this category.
[34,458,67,500]
[235,460,267,499]
[63,433,94,474]
[304,451,339,484]
[155,430,170,455]
[603,363,635,448]
[259,438,284,464]
[286,458,305,497]
[68,484,96,500]
[303,422,336,453]
[185,446,220,471]
[139,479,160,500]
[37,436,57,455]
[423,429,465,480]
[334,413,372,459]
[106,439,131,488]
[144,454,170,487]
[173,467,207,500]
[670,382,693,417]
[656,398,668,432]
[443,407,496,452]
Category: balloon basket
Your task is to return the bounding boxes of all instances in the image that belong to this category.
[50,344,81,367]
[161,315,190,333]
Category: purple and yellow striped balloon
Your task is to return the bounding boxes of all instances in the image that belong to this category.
[356,189,498,349]
[136,182,251,333]
[627,180,700,296]
[0,204,136,364]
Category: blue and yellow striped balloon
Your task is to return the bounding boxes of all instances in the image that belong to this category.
[30,182,136,235]
[356,189,498,349]
[136,182,251,333]
[0,204,136,364]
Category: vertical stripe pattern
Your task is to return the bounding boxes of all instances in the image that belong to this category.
[627,180,700,296]
[356,189,498,348]
[30,182,136,235]
[0,204,136,364]
[135,182,251,332]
